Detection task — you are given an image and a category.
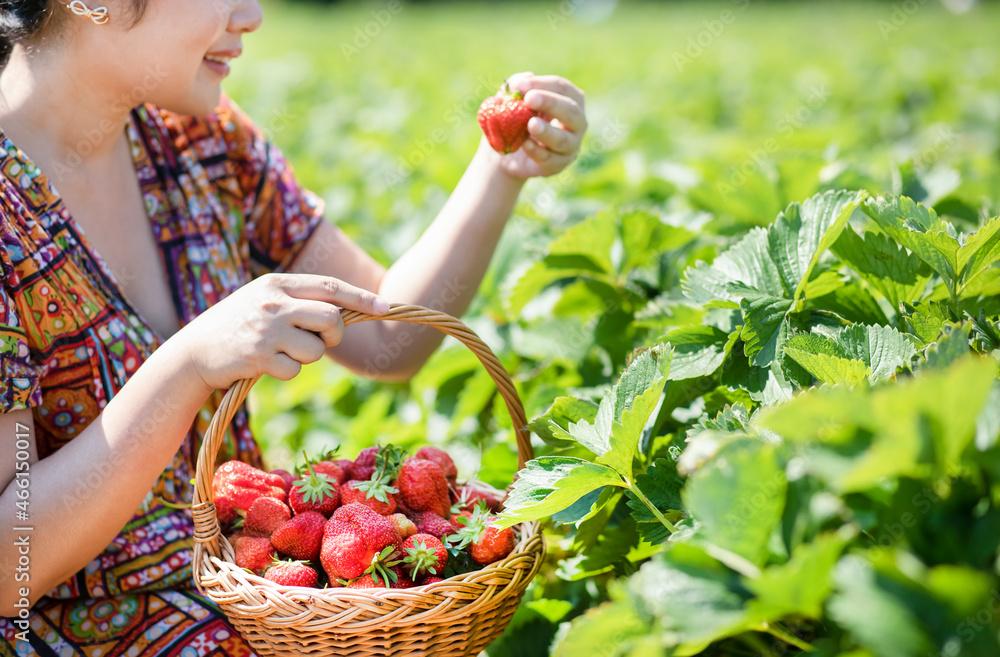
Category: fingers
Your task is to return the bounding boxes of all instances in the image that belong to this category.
[277,329,328,366]
[521,88,588,137]
[525,114,579,157]
[264,273,390,316]
[286,300,346,348]
[514,74,586,114]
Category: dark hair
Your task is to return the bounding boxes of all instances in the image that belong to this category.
[0,0,148,68]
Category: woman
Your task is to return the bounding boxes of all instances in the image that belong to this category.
[0,0,587,652]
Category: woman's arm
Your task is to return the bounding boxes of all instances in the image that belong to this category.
[0,273,385,614]
[295,73,587,381]
[0,337,213,615]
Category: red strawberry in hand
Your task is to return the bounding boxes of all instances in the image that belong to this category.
[478,80,537,154]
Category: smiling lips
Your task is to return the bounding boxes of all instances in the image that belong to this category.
[204,49,241,75]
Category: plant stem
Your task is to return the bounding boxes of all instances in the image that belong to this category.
[760,622,815,652]
[626,480,677,534]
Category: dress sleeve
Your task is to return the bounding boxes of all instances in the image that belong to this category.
[216,93,326,278]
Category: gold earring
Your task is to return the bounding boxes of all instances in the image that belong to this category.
[66,0,109,25]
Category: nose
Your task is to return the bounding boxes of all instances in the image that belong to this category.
[229,0,263,34]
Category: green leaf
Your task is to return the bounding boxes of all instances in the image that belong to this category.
[529,396,600,446]
[828,555,934,657]
[626,459,684,544]
[682,437,787,567]
[836,324,918,382]
[783,344,870,386]
[862,194,960,290]
[611,344,673,420]
[628,542,755,649]
[683,189,864,304]
[550,600,648,657]
[600,374,668,475]
[498,457,624,527]
[739,292,793,367]
[922,323,971,370]
[744,531,849,621]
[833,227,932,307]
[956,215,1000,293]
[662,325,731,381]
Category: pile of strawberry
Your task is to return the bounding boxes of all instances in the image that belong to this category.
[213,445,515,589]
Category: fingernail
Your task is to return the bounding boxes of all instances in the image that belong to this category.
[373,297,390,314]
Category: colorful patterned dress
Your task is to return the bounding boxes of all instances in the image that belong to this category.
[0,92,325,655]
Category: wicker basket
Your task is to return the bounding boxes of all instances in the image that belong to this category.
[191,304,544,657]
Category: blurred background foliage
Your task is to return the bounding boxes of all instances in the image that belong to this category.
[221,1,1000,653]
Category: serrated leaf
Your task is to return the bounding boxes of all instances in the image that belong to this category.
[784,346,870,386]
[529,396,600,446]
[661,325,731,380]
[739,293,793,367]
[683,190,864,305]
[612,344,673,420]
[862,194,960,288]
[682,438,786,567]
[906,303,949,345]
[833,227,932,307]
[957,215,1000,293]
[836,324,918,382]
[498,457,624,527]
[968,309,1000,352]
[922,323,971,370]
[600,376,668,475]
[626,459,684,544]
[550,600,648,657]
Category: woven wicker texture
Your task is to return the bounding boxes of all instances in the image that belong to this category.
[192,304,544,656]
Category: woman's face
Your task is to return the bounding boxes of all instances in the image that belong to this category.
[71,0,263,117]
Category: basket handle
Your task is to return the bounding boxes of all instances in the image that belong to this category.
[191,303,533,559]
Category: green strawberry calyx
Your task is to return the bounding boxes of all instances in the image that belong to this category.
[352,475,399,503]
[402,538,441,578]
[364,545,402,586]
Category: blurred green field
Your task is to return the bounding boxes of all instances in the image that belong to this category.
[221,5,1000,654]
[228,0,1000,469]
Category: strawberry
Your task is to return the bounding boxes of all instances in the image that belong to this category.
[414,446,458,484]
[410,511,457,540]
[269,469,296,494]
[234,536,275,575]
[300,450,348,486]
[341,478,398,516]
[213,461,286,525]
[321,521,370,581]
[477,80,537,155]
[347,574,385,589]
[388,513,417,540]
[418,575,444,586]
[390,565,414,589]
[397,458,450,518]
[350,446,381,481]
[271,511,325,561]
[470,524,516,565]
[289,469,340,518]
[264,560,318,587]
[321,504,402,582]
[448,506,516,565]
[245,497,292,537]
[400,534,448,580]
